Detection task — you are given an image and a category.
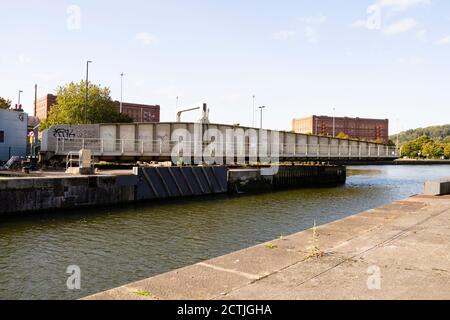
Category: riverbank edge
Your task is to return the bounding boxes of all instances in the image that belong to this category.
[85,194,450,300]
[340,159,450,165]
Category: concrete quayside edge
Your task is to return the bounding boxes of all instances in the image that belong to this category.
[85,194,450,300]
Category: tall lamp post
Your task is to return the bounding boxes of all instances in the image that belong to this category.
[396,118,401,156]
[252,95,256,127]
[85,60,92,124]
[332,107,336,137]
[258,106,266,129]
[120,73,124,114]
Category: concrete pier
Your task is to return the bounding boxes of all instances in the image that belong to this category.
[86,194,450,300]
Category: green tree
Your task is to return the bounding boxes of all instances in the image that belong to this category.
[444,144,450,159]
[415,136,433,147]
[387,140,397,147]
[401,141,416,157]
[422,142,437,158]
[0,97,11,110]
[401,136,433,158]
[336,132,350,139]
[40,80,132,130]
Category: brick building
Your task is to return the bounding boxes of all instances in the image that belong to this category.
[113,101,160,123]
[292,115,389,143]
[35,94,57,121]
[35,94,160,123]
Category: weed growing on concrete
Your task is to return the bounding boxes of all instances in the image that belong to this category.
[306,220,324,259]
[265,243,278,249]
[132,290,154,298]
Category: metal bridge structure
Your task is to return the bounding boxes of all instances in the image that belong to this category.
[41,122,399,164]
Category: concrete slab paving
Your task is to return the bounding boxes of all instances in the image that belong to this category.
[85,195,450,300]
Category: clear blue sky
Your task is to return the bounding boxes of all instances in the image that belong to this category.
[1,0,449,133]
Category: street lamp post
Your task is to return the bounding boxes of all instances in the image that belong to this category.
[396,118,401,157]
[258,106,266,129]
[120,73,124,114]
[85,60,92,124]
[252,95,256,127]
[332,107,336,137]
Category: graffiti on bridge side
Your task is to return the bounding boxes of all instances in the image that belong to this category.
[53,128,76,140]
[51,126,98,142]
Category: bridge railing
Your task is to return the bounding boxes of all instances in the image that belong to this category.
[55,138,399,160]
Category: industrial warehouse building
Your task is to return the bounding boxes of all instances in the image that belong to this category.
[292,115,389,143]
[112,101,160,123]
[0,109,29,162]
[35,94,160,123]
[35,94,58,121]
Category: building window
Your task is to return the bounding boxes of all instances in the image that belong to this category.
[0,130,4,143]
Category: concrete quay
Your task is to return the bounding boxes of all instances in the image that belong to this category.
[0,165,344,216]
[86,194,450,300]
[0,173,137,215]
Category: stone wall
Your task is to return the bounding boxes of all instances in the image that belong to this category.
[0,174,136,215]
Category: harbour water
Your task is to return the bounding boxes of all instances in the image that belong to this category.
[0,165,449,300]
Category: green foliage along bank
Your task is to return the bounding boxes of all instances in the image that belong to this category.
[391,124,450,146]
[401,136,450,159]
[391,124,450,159]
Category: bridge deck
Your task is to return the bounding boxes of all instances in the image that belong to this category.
[53,139,399,162]
[42,123,399,163]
